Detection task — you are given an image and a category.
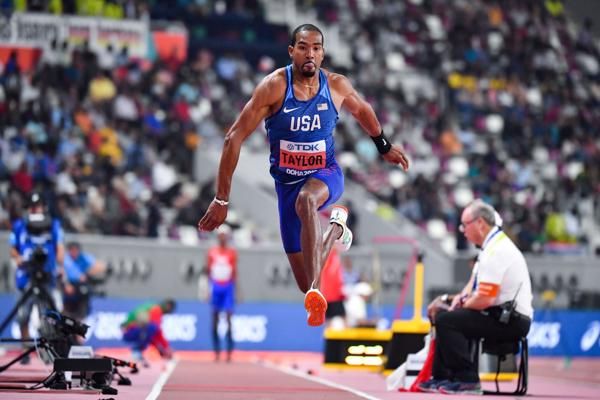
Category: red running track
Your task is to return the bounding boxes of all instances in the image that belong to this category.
[0,349,599,399]
[159,360,370,400]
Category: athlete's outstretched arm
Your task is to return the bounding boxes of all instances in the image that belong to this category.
[332,75,409,170]
[198,74,282,231]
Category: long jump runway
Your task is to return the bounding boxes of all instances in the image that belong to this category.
[1,351,600,399]
[158,359,373,400]
[151,353,600,400]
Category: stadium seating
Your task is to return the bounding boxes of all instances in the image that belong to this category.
[1,0,598,257]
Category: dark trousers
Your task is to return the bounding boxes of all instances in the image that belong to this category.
[432,308,531,382]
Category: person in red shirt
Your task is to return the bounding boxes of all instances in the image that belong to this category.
[205,225,238,362]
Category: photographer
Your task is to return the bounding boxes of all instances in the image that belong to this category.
[8,193,65,364]
[418,200,533,395]
[62,241,106,327]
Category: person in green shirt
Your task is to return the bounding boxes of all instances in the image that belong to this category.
[121,299,176,364]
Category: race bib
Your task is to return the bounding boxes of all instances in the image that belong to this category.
[279,140,326,171]
[211,255,233,281]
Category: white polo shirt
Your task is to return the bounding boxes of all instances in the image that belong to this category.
[476,227,534,319]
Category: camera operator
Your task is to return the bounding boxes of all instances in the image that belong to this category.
[418,199,533,395]
[62,241,106,332]
[8,193,65,364]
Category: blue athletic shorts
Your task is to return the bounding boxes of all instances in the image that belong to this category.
[274,163,344,253]
[211,281,235,312]
[123,323,159,351]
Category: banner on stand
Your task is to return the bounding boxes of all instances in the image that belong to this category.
[0,13,148,59]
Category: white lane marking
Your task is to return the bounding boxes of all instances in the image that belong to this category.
[261,361,382,400]
[146,359,177,400]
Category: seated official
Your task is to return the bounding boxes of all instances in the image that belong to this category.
[427,207,505,323]
[419,199,533,395]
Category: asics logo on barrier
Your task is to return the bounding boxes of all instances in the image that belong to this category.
[581,321,600,352]
[528,322,560,349]
[219,315,267,342]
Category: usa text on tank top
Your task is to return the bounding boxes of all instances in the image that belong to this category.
[265,65,339,183]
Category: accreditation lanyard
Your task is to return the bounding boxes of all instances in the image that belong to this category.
[481,226,503,251]
[473,227,503,291]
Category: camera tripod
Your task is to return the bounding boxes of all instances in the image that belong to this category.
[0,337,62,374]
[0,276,58,338]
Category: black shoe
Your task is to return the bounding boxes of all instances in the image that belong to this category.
[416,378,451,393]
[438,380,483,395]
[20,354,31,365]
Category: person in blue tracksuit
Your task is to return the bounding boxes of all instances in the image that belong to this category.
[62,241,106,323]
[9,193,65,363]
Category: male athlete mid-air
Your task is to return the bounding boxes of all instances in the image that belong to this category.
[198,24,409,326]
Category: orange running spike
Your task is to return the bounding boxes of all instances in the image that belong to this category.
[304,289,328,327]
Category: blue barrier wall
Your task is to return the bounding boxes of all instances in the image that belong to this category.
[1,296,599,356]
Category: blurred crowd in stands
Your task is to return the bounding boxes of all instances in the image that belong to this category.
[1,0,599,255]
[0,0,146,18]
[305,0,599,255]
[0,0,261,19]
[0,37,264,239]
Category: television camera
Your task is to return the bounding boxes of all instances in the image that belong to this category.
[25,210,52,236]
[27,246,50,284]
[23,210,54,283]
[45,310,90,339]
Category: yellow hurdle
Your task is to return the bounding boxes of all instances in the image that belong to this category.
[383,256,430,375]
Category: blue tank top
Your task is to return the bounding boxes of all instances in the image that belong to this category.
[265,65,339,183]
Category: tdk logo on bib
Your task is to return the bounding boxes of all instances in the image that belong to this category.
[279,139,326,171]
[286,142,322,152]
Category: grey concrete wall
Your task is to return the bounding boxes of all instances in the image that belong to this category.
[0,232,448,304]
[2,232,598,305]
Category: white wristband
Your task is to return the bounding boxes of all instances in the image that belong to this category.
[213,197,229,206]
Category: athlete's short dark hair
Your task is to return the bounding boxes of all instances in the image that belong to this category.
[290,24,324,47]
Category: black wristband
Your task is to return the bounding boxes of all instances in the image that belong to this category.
[371,130,392,155]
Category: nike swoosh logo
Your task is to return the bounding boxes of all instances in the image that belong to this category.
[283,106,301,113]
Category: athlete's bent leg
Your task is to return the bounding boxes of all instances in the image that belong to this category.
[295,178,332,288]
[296,179,347,326]
[287,252,310,293]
